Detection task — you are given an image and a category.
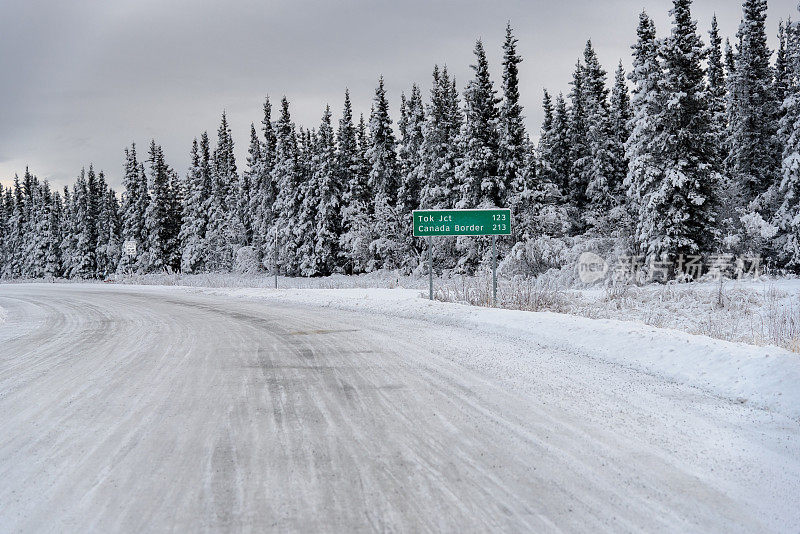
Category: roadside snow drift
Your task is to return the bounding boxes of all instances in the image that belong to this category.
[197,286,800,420]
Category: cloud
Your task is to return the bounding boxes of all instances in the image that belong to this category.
[1,0,794,191]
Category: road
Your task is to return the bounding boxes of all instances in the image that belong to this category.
[0,284,797,532]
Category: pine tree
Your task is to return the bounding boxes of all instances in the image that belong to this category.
[550,93,573,202]
[251,97,277,270]
[60,185,77,278]
[776,20,790,109]
[96,179,121,278]
[206,113,240,271]
[726,0,780,205]
[581,40,617,229]
[457,40,502,209]
[3,181,21,278]
[609,61,631,206]
[775,17,800,269]
[367,76,399,207]
[625,12,666,256]
[94,171,120,277]
[44,188,63,278]
[397,85,425,214]
[272,97,302,275]
[419,66,462,211]
[499,23,528,216]
[707,15,728,160]
[339,94,375,274]
[70,168,93,278]
[568,60,590,220]
[180,138,209,273]
[312,105,342,275]
[0,184,6,276]
[118,144,149,273]
[537,89,557,186]
[144,141,172,272]
[649,0,716,265]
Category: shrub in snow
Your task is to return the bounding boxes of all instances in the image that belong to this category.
[233,246,259,274]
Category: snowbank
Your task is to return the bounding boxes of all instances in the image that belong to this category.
[196,286,800,420]
[0,305,6,324]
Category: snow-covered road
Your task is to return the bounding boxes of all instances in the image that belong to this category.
[0,284,798,532]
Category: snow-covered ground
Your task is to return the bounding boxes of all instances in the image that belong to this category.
[55,271,798,352]
[1,283,798,531]
[183,284,800,421]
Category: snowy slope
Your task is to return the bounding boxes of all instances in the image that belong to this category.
[193,286,800,420]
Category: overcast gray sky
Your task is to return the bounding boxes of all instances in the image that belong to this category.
[1,0,796,191]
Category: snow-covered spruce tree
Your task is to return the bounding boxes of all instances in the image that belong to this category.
[206,113,240,272]
[726,0,780,209]
[4,180,23,278]
[243,122,263,250]
[244,122,267,269]
[23,174,48,278]
[337,90,363,209]
[295,126,317,276]
[416,66,464,270]
[648,0,717,267]
[367,76,399,208]
[499,23,529,230]
[144,141,172,272]
[397,85,425,216]
[776,20,790,107]
[567,60,590,228]
[707,15,728,160]
[236,127,255,250]
[250,97,277,270]
[454,40,503,271]
[44,188,63,278]
[59,186,77,279]
[537,89,555,181]
[98,184,121,278]
[70,166,102,278]
[419,66,461,211]
[396,85,425,270]
[272,97,302,275]
[548,92,573,205]
[457,40,502,210]
[774,17,800,270]
[608,61,631,213]
[95,171,121,278]
[0,184,7,276]
[179,139,208,273]
[625,12,665,256]
[708,15,748,252]
[339,96,377,274]
[365,76,402,270]
[581,40,617,230]
[93,172,109,276]
[117,144,149,274]
[312,105,343,275]
[531,90,572,237]
[725,38,736,76]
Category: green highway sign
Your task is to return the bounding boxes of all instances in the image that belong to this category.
[412,208,511,237]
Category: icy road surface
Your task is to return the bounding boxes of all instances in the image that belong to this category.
[0,284,798,533]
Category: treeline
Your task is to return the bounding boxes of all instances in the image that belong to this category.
[1,0,799,280]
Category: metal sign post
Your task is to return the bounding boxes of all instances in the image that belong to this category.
[412,208,511,304]
[428,236,433,300]
[492,235,497,306]
[274,227,278,289]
